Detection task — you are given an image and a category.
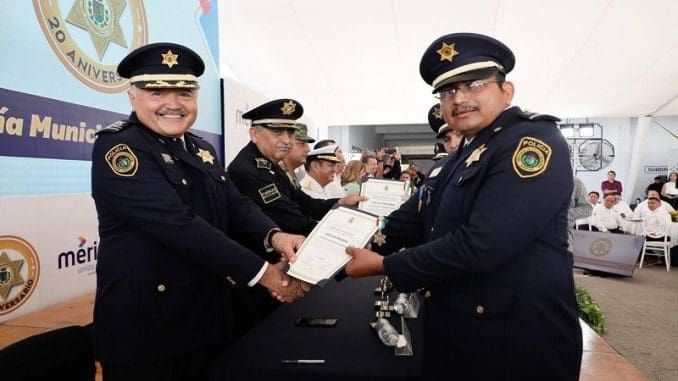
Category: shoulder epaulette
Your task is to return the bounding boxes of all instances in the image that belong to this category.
[96,120,129,135]
[255,158,272,170]
[185,131,205,140]
[518,110,560,122]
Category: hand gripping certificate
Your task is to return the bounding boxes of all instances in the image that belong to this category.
[358,178,410,216]
[286,206,379,286]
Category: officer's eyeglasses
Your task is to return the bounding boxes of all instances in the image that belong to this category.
[435,79,502,102]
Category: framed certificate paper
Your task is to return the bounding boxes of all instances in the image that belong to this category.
[358,178,410,216]
[286,206,379,286]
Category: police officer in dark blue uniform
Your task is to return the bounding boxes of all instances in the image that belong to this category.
[346,33,582,380]
[91,42,309,381]
[228,100,364,236]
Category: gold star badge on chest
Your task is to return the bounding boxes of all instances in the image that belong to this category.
[281,100,297,115]
[373,231,387,247]
[196,148,214,165]
[465,143,488,167]
[437,42,459,62]
[161,50,179,68]
[433,106,443,119]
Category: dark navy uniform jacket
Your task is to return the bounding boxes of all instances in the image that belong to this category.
[91,113,277,363]
[228,141,336,236]
[378,106,582,380]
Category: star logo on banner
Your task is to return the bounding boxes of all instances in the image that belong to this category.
[437,42,459,62]
[281,100,297,115]
[465,143,488,168]
[161,50,179,68]
[196,149,215,165]
[66,0,128,60]
[0,252,25,300]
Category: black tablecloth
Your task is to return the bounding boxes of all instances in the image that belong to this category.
[208,276,423,381]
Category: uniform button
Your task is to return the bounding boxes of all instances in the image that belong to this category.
[424,290,432,298]
[181,178,188,186]
[220,175,226,181]
[476,305,485,314]
[458,176,464,183]
[157,284,166,292]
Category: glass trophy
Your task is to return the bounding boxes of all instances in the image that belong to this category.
[394,316,413,356]
[393,292,421,319]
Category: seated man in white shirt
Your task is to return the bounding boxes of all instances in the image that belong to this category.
[635,190,676,215]
[590,194,628,233]
[633,197,672,240]
[611,192,633,219]
[300,145,343,199]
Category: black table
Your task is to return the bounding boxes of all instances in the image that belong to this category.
[209,276,423,381]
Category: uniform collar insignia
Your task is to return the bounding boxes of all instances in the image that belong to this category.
[255,157,272,169]
[281,100,297,115]
[437,41,459,62]
[465,143,488,168]
[161,50,179,68]
[196,148,214,165]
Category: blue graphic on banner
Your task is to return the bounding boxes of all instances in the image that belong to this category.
[0,87,126,161]
[0,87,222,163]
[198,0,220,70]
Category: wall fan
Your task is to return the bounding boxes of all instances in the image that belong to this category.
[577,139,615,171]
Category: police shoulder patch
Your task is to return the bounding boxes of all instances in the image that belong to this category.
[97,120,129,135]
[255,158,271,170]
[512,137,551,179]
[105,143,139,177]
[258,183,281,204]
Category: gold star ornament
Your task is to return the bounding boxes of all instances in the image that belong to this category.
[437,42,459,62]
[281,100,297,115]
[196,149,215,165]
[161,50,179,68]
[433,106,443,119]
[465,143,488,168]
[373,231,387,247]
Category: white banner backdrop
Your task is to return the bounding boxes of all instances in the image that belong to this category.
[0,194,98,322]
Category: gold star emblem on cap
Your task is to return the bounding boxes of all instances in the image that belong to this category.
[196,148,215,165]
[437,42,459,62]
[465,143,488,167]
[281,100,297,115]
[373,231,387,247]
[161,50,179,68]
[433,106,443,119]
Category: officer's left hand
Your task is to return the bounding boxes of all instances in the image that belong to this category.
[345,246,384,278]
[339,193,367,207]
[271,232,305,263]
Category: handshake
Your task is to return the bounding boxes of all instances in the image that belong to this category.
[256,231,311,303]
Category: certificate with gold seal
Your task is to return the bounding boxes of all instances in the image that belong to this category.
[286,206,378,286]
[358,178,410,216]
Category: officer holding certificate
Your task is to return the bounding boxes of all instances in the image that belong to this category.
[345,33,582,380]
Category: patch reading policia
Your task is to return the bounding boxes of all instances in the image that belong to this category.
[117,42,205,89]
[512,137,552,178]
[105,144,139,176]
[258,183,282,204]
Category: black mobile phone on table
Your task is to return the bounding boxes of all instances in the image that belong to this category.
[295,317,338,327]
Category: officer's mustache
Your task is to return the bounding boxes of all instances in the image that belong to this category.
[275,143,290,150]
[452,104,478,116]
[158,109,187,116]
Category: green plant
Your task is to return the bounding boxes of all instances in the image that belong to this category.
[575,286,605,334]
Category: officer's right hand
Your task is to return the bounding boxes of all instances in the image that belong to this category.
[258,262,310,302]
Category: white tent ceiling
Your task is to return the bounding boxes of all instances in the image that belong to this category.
[218,0,678,127]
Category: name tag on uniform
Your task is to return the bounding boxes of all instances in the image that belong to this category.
[429,167,442,178]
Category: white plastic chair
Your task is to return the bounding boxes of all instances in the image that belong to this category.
[575,217,592,231]
[639,215,672,271]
